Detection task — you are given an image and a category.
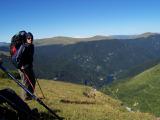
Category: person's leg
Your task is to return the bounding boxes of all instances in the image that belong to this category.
[26,68,36,93]
[21,67,36,99]
[18,69,29,100]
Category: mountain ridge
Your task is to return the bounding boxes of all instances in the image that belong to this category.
[34,32,160,46]
[0,32,159,46]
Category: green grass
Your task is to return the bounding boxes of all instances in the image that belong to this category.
[0,77,155,120]
[102,63,160,117]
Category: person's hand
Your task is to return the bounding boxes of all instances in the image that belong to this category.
[0,58,3,64]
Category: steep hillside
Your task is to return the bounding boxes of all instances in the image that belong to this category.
[34,34,160,86]
[0,52,14,70]
[102,63,160,117]
[0,76,155,120]
[1,34,160,87]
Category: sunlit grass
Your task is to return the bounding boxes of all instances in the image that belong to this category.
[0,77,156,120]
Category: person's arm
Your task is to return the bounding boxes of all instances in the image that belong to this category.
[16,45,25,69]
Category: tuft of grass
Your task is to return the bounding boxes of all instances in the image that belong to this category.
[0,78,156,120]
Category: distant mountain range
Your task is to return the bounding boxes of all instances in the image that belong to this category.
[34,32,159,46]
[1,32,160,87]
[0,32,158,46]
[0,42,9,46]
[109,32,157,39]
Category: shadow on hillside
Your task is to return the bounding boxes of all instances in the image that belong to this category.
[39,112,62,120]
[0,105,63,120]
[0,112,62,120]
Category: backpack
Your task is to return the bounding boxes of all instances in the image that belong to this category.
[10,31,27,68]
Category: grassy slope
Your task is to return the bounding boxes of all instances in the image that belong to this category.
[0,77,155,120]
[104,63,160,117]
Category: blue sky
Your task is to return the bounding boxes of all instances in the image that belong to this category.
[1,0,160,42]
